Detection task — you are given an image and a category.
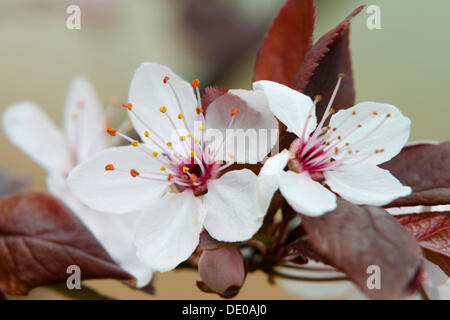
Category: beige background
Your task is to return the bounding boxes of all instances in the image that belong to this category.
[1,0,448,299]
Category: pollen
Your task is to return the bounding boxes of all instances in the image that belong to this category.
[167,141,173,147]
[196,106,204,114]
[338,73,345,78]
[230,108,240,117]
[345,142,350,146]
[160,166,166,171]
[352,111,357,115]
[387,113,391,118]
[314,94,322,101]
[335,147,339,155]
[337,136,342,140]
[190,174,198,183]
[332,127,337,131]
[198,125,205,131]
[130,169,140,177]
[182,166,189,173]
[178,113,184,119]
[373,111,378,115]
[160,106,167,113]
[152,151,158,157]
[122,103,132,110]
[357,124,362,128]
[167,174,174,181]
[107,128,117,136]
[131,140,139,147]
[105,164,114,171]
[144,131,149,137]
[163,76,170,84]
[191,78,200,88]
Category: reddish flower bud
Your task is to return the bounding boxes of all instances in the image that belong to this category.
[196,246,247,298]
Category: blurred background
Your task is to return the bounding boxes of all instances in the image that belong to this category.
[0,0,448,299]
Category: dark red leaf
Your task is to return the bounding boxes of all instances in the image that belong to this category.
[253,0,315,86]
[201,86,228,110]
[382,141,450,207]
[292,6,364,120]
[396,212,450,276]
[0,192,133,295]
[300,199,423,299]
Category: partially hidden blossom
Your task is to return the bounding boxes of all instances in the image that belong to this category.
[197,246,247,298]
[2,78,153,287]
[67,63,278,272]
[255,76,412,217]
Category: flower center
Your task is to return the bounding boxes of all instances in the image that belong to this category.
[288,74,391,180]
[103,76,238,196]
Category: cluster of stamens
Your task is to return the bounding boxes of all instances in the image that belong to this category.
[104,77,239,195]
[289,74,392,180]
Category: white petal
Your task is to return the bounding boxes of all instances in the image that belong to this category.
[279,171,337,217]
[203,169,262,241]
[253,80,316,139]
[204,89,278,163]
[128,63,197,150]
[328,102,411,165]
[67,146,170,214]
[325,164,412,206]
[63,77,106,163]
[135,191,205,272]
[2,102,73,174]
[255,150,291,217]
[47,174,152,287]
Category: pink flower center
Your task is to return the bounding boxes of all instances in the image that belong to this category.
[288,74,392,181]
[104,76,238,195]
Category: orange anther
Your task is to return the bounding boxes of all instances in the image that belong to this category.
[105,164,114,171]
[167,174,174,181]
[230,108,240,117]
[191,79,200,88]
[190,174,198,183]
[163,76,170,83]
[107,128,117,136]
[196,106,204,114]
[122,103,132,110]
[130,169,140,177]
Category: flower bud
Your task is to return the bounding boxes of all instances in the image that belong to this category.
[197,246,247,298]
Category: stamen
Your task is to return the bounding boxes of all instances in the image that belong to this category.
[189,174,198,183]
[168,173,174,181]
[152,151,158,157]
[178,113,184,119]
[196,107,204,114]
[183,166,189,173]
[107,128,117,136]
[231,108,240,117]
[160,106,167,113]
[191,79,200,88]
[122,103,132,111]
[160,166,166,171]
[144,131,149,137]
[131,140,139,147]
[105,164,114,171]
[163,76,170,84]
[130,169,140,177]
